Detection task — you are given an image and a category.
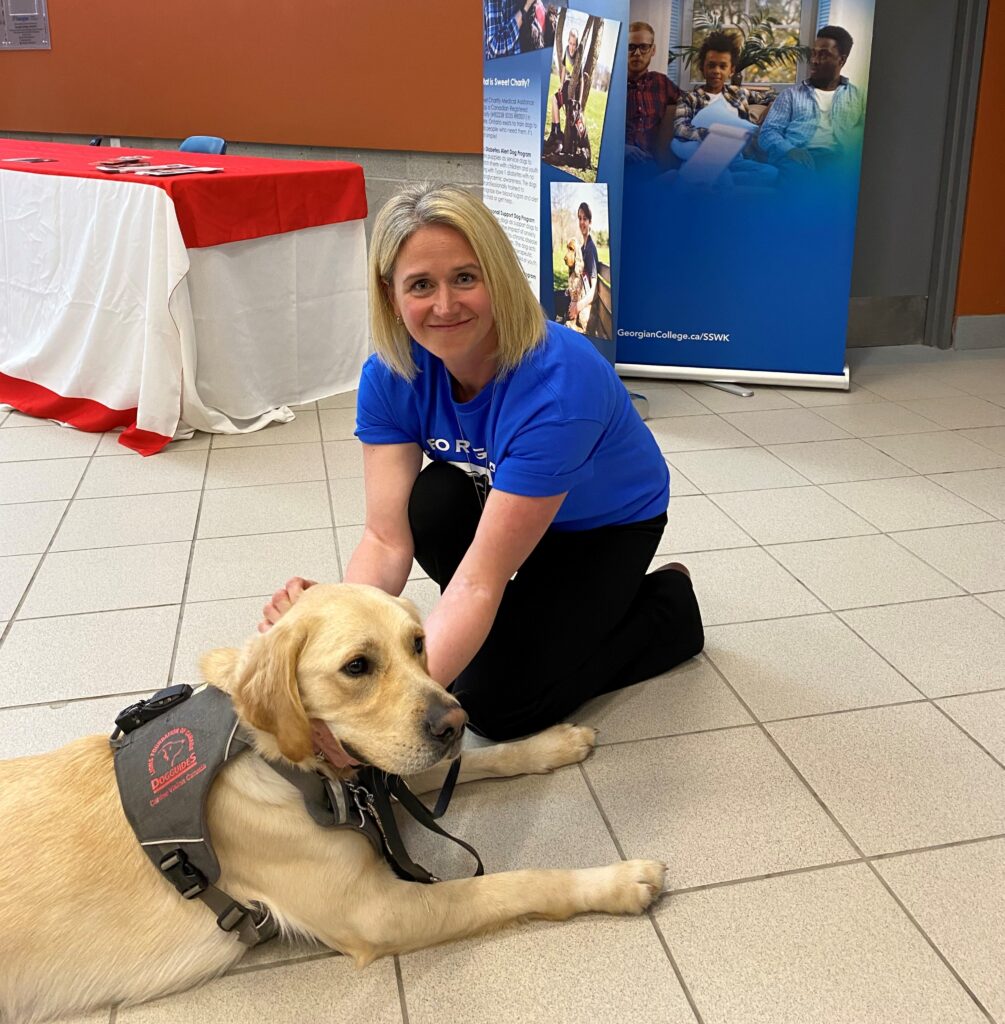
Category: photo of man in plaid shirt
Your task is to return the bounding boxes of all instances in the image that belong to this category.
[484,0,539,61]
[625,20,681,163]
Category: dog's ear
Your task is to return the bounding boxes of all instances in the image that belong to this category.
[232,623,313,763]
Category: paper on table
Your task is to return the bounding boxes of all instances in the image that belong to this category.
[95,163,224,176]
[678,122,750,185]
[132,165,224,176]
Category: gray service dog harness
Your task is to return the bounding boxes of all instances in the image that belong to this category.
[111,684,481,947]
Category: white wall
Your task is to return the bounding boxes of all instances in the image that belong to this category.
[629,0,672,75]
[828,0,875,92]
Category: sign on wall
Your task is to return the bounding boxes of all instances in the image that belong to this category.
[1,0,51,49]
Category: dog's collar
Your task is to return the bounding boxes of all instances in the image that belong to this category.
[310,718,361,770]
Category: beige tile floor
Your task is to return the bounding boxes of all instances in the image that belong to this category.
[2,346,1005,1023]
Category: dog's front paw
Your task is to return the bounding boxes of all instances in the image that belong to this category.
[525,723,597,773]
[581,860,667,915]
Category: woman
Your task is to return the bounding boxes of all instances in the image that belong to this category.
[671,30,777,183]
[262,183,703,742]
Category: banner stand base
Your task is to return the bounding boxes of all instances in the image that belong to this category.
[705,381,754,398]
[616,362,851,392]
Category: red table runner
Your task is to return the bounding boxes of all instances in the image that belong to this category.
[0,140,367,249]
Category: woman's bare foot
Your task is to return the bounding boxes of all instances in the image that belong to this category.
[653,561,691,580]
[258,576,317,633]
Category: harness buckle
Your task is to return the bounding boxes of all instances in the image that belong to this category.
[114,684,194,736]
[217,901,249,933]
[159,849,208,899]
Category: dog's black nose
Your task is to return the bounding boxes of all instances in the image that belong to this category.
[424,705,467,746]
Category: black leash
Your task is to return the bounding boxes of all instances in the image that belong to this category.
[354,759,483,883]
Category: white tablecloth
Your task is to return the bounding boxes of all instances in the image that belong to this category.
[0,170,368,450]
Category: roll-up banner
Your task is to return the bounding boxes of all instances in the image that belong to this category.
[483,0,630,366]
[484,1,875,390]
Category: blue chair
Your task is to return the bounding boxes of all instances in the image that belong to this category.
[179,135,227,155]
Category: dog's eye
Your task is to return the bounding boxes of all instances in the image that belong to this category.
[343,657,370,677]
[414,636,424,655]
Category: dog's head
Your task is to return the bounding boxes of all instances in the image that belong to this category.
[201,584,466,775]
[564,238,578,269]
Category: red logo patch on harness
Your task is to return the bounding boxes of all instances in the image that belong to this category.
[148,727,207,806]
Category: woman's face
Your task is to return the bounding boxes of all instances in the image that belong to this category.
[702,50,733,92]
[567,31,578,53]
[388,224,498,371]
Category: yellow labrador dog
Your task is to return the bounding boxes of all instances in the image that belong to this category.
[0,583,665,1023]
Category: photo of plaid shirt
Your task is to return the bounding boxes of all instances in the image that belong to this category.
[626,72,682,156]
[674,84,777,142]
[484,0,523,61]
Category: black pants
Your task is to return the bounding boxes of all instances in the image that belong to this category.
[408,462,705,741]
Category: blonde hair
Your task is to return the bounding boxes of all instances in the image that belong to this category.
[368,182,547,380]
[629,20,655,39]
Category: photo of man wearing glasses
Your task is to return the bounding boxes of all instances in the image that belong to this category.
[624,20,681,163]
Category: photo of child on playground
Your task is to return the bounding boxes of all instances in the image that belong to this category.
[543,9,620,183]
[550,181,612,341]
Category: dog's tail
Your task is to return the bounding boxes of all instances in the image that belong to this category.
[200,647,241,688]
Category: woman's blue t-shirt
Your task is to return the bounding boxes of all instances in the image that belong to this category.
[355,321,669,532]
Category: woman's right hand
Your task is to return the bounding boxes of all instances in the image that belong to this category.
[258,576,317,633]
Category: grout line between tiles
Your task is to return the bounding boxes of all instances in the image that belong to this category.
[0,441,103,647]
[696,651,1000,1022]
[393,955,411,1024]
[643,910,707,1024]
[164,438,214,684]
[644,832,1005,899]
[815,476,994,534]
[834,611,1005,766]
[667,856,866,897]
[927,699,1005,772]
[869,832,1005,863]
[882,528,987,595]
[1,486,203,507]
[576,764,707,1024]
[1,688,155,714]
[319,402,346,582]
[920,471,1004,521]
[226,949,341,976]
[856,426,1005,474]
[974,593,1005,621]
[577,762,628,862]
[5,601,181,626]
[861,861,998,1023]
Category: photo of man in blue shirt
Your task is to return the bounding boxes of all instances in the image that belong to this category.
[757,25,866,175]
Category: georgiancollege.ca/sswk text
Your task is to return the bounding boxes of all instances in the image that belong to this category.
[616,329,731,342]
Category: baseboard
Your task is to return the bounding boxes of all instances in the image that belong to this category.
[954,314,1005,349]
